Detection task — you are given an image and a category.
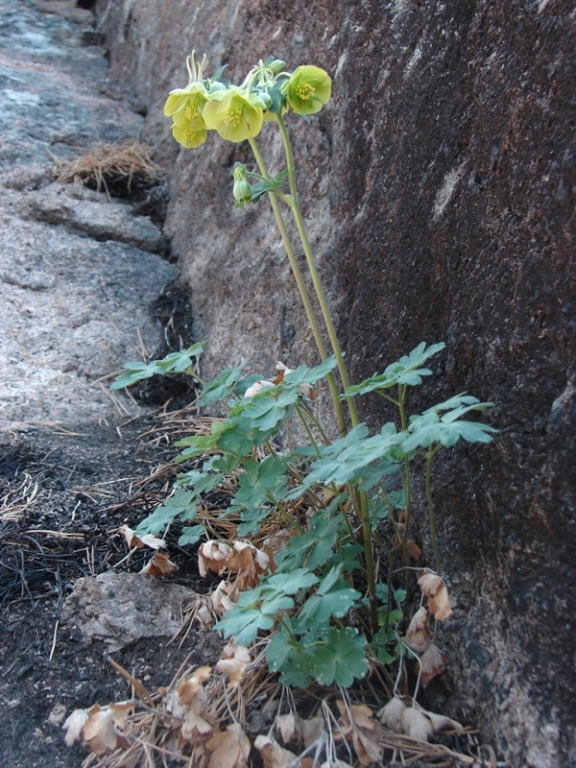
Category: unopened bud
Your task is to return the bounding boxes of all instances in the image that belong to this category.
[233,178,252,204]
[268,59,286,73]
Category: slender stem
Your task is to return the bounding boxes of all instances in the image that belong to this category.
[294,403,321,454]
[248,137,347,435]
[276,114,359,428]
[265,491,305,534]
[425,444,442,574]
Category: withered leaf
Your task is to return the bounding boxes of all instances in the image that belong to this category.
[417,642,449,687]
[205,724,251,768]
[406,539,422,560]
[401,706,462,742]
[140,551,178,577]
[63,708,89,747]
[216,641,251,689]
[119,525,166,550]
[254,734,298,768]
[81,701,134,755]
[199,540,231,577]
[406,606,430,652]
[335,700,384,766]
[417,572,452,620]
[378,697,406,734]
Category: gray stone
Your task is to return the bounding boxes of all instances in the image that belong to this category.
[26,183,166,254]
[60,572,195,651]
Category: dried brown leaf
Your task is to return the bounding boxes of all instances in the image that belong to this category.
[140,551,178,577]
[275,712,303,744]
[406,539,422,560]
[378,697,406,734]
[401,707,434,741]
[119,524,166,550]
[254,734,298,768]
[301,715,324,748]
[216,641,251,689]
[417,573,452,620]
[63,708,89,746]
[227,541,270,588]
[180,709,217,746]
[406,606,430,652]
[205,723,251,768]
[177,666,212,706]
[81,701,134,755]
[199,540,231,577]
[400,706,462,742]
[335,700,384,766]
[417,642,449,687]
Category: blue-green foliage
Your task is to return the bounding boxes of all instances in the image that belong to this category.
[111,341,496,687]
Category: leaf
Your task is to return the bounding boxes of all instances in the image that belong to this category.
[342,342,446,397]
[140,551,178,577]
[417,642,448,687]
[254,735,297,768]
[401,707,434,742]
[400,706,462,741]
[402,395,497,452]
[335,700,384,766]
[406,606,430,652]
[406,539,422,559]
[266,630,294,673]
[81,702,134,754]
[378,697,406,733]
[136,489,197,535]
[216,641,251,689]
[214,604,275,647]
[308,627,367,687]
[178,525,205,546]
[205,723,251,768]
[111,343,206,389]
[293,566,360,635]
[417,573,452,620]
[198,540,231,577]
[282,356,338,385]
[196,363,246,406]
[63,709,89,747]
[119,525,166,550]
[274,712,304,744]
[227,541,271,588]
[233,456,289,510]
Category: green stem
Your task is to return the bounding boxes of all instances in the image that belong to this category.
[275,115,378,628]
[426,444,442,574]
[294,403,321,455]
[248,137,347,435]
[275,114,359,428]
[265,491,305,535]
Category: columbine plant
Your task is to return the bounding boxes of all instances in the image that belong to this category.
[112,54,497,691]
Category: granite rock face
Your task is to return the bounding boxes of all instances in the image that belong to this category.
[0,0,177,431]
[95,1,575,765]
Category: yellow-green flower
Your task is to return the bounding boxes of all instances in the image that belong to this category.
[171,123,207,149]
[164,85,209,131]
[285,65,331,115]
[202,88,264,143]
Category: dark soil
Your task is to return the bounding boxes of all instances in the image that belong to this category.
[0,417,221,768]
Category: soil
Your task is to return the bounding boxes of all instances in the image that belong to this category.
[0,414,229,768]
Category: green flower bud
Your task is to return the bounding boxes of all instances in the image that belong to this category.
[267,58,286,73]
[285,65,332,115]
[233,178,253,204]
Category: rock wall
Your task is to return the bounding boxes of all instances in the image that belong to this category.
[94,1,576,765]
